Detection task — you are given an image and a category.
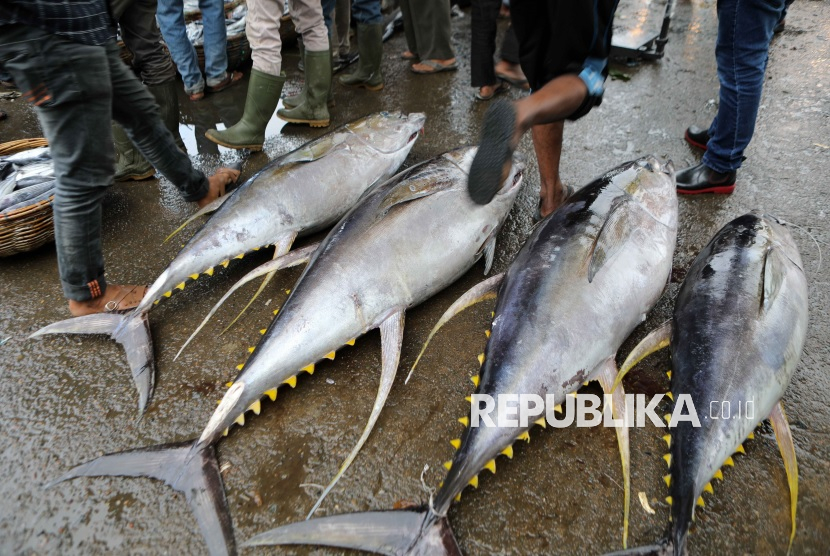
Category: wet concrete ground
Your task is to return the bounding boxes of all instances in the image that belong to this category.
[1,1,829,554]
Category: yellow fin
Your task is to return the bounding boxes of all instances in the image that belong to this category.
[568,392,578,398]
[517,431,530,442]
[724,456,734,467]
[465,396,472,403]
[535,417,546,428]
[264,388,277,401]
[663,453,672,467]
[713,469,723,481]
[663,434,672,447]
[491,311,495,317]
[450,438,461,450]
[747,431,755,440]
[189,274,199,280]
[470,375,480,387]
[236,364,244,371]
[235,253,244,259]
[346,338,356,346]
[458,416,469,427]
[220,259,230,268]
[443,461,452,471]
[273,309,279,315]
[666,370,672,379]
[248,347,255,353]
[501,445,513,459]
[284,375,297,388]
[704,482,713,494]
[235,414,245,426]
[735,444,746,454]
[696,496,705,507]
[583,381,590,386]
[222,428,229,436]
[666,391,674,401]
[485,330,490,338]
[666,496,673,505]
[249,400,261,415]
[154,300,160,305]
[163,291,172,298]
[204,267,214,276]
[664,474,671,487]
[469,475,479,489]
[303,364,315,374]
[260,329,266,335]
[664,413,671,424]
[454,493,461,502]
[484,459,496,474]
[176,282,186,291]
[324,351,336,360]
[554,404,563,413]
[477,353,485,366]
[225,381,234,388]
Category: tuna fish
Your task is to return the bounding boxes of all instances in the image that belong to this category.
[29,111,426,412]
[608,212,807,555]
[240,156,678,554]
[46,147,525,556]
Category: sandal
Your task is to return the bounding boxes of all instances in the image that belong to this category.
[468,100,517,204]
[411,59,458,74]
[206,71,243,93]
[534,185,576,222]
[475,81,508,101]
[496,71,530,91]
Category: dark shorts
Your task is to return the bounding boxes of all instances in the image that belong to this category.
[511,0,618,120]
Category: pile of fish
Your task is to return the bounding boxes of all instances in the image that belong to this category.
[186,4,248,45]
[0,146,55,216]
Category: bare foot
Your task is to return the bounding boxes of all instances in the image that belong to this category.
[538,180,571,219]
[411,58,457,73]
[198,167,240,208]
[401,50,418,60]
[68,284,148,316]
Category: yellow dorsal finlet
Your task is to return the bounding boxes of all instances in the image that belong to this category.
[535,417,546,428]
[249,400,261,415]
[517,431,530,443]
[666,370,672,379]
[458,416,469,427]
[443,461,452,471]
[501,445,513,459]
[264,388,277,401]
[666,496,673,505]
[735,444,746,454]
[713,469,723,481]
[220,260,230,268]
[704,482,713,494]
[664,474,671,487]
[284,375,297,388]
[450,438,461,450]
[302,364,315,374]
[176,282,186,290]
[260,329,267,335]
[477,353,485,366]
[663,453,672,467]
[747,431,755,440]
[235,414,245,426]
[724,456,734,467]
[554,404,562,413]
[662,434,672,447]
[273,309,279,315]
[484,330,490,338]
[204,267,214,276]
[324,351,336,360]
[696,496,705,508]
[470,375,480,387]
[163,290,172,298]
[666,391,674,401]
[226,381,234,388]
[465,396,472,403]
[483,459,496,474]
[189,274,200,280]
[248,346,255,353]
[468,475,479,489]
[454,493,462,502]
[235,253,244,259]
[236,364,244,371]
[346,338,356,346]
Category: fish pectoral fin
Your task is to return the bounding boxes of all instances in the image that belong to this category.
[587,196,634,283]
[163,193,231,244]
[222,232,298,334]
[30,312,156,414]
[597,358,631,549]
[770,401,799,554]
[612,320,673,392]
[176,241,320,360]
[761,246,788,314]
[244,509,461,555]
[46,439,235,555]
[306,310,406,520]
[279,133,344,165]
[406,273,505,384]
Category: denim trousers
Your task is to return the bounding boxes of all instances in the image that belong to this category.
[0,25,208,301]
[704,0,785,173]
[157,0,228,93]
[322,0,381,29]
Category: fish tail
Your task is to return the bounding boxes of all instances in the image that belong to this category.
[29,312,156,414]
[46,439,235,556]
[243,508,461,556]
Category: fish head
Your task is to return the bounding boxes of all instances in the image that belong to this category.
[619,155,678,230]
[760,212,805,271]
[445,146,525,204]
[346,112,427,154]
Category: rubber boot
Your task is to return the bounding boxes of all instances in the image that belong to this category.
[114,80,183,181]
[277,50,331,127]
[339,23,384,91]
[283,52,335,110]
[205,69,286,150]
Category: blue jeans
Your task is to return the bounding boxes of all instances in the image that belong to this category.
[157,0,228,94]
[0,26,208,301]
[322,0,381,29]
[704,0,785,173]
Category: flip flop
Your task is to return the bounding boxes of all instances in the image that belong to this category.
[534,185,576,222]
[496,71,530,90]
[468,100,516,204]
[411,59,458,74]
[475,81,508,101]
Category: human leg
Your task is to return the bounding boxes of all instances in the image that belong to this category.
[532,121,570,218]
[409,0,456,72]
[339,0,384,90]
[199,0,230,85]
[156,0,205,96]
[470,0,501,89]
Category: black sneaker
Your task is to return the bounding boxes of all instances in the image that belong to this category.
[685,126,710,150]
[676,163,736,195]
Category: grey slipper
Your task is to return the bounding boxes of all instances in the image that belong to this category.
[468,100,517,205]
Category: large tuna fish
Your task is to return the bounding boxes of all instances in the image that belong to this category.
[241,155,678,554]
[30,112,426,412]
[609,212,807,555]
[47,147,525,556]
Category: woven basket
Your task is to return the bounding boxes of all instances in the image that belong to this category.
[0,138,54,257]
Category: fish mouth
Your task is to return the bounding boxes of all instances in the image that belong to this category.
[497,155,525,195]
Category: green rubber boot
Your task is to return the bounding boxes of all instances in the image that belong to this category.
[114,80,183,181]
[283,52,336,110]
[277,50,332,127]
[339,23,384,91]
[205,70,286,150]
